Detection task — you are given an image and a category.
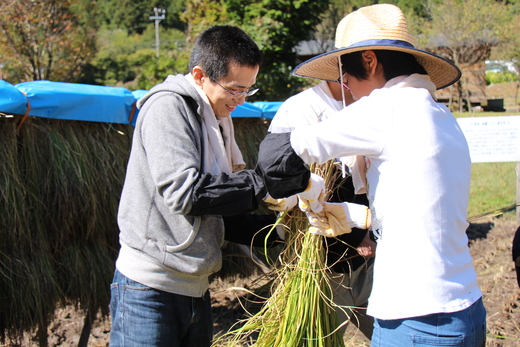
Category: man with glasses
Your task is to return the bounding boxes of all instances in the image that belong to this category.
[211,77,259,99]
[109,25,288,347]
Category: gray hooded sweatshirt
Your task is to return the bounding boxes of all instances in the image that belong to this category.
[116,74,266,297]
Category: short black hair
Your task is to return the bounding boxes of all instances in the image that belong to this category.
[189,25,262,80]
[340,50,427,82]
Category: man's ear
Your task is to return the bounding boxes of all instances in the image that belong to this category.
[362,50,378,76]
[192,66,205,86]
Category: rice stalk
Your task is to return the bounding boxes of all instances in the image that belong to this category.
[0,115,132,343]
[214,160,345,347]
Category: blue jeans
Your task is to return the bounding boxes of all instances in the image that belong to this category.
[109,269,213,347]
[371,297,486,347]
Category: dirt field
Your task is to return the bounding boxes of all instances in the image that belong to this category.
[5,213,519,347]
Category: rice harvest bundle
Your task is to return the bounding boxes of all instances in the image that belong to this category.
[0,115,133,345]
[0,114,270,344]
[217,160,345,347]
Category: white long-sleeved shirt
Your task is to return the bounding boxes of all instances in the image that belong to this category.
[269,81,343,133]
[290,75,482,319]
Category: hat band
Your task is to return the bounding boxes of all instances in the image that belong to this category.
[346,39,415,50]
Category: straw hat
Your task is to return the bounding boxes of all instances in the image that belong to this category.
[293,4,461,90]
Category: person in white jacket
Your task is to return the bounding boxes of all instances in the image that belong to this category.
[256,4,486,347]
[270,80,376,339]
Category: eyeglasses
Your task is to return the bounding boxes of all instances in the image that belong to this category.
[337,73,350,91]
[211,78,259,99]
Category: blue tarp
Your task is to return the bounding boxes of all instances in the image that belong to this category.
[15,81,137,124]
[253,101,284,120]
[231,102,263,118]
[0,80,281,124]
[0,80,27,115]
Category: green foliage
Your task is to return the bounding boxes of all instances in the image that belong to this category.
[485,71,519,85]
[468,162,516,218]
[96,0,186,34]
[88,27,189,89]
[181,0,331,101]
[406,0,519,112]
[136,51,190,90]
[381,0,429,17]
[414,0,519,65]
[489,0,520,62]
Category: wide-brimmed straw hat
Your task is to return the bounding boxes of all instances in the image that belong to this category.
[293,4,461,90]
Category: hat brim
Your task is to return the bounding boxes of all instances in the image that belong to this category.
[292,45,461,90]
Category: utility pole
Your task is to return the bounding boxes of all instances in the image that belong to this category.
[149,7,165,58]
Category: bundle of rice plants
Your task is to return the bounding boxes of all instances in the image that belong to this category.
[35,120,132,319]
[0,115,133,345]
[215,160,345,347]
[0,116,63,345]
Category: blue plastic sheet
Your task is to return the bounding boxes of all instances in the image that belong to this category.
[0,80,27,115]
[131,90,148,100]
[15,81,136,124]
[253,101,283,120]
[0,80,282,124]
[232,102,263,118]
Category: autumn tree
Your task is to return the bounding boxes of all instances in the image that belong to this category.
[489,0,520,72]
[412,0,516,111]
[0,0,98,84]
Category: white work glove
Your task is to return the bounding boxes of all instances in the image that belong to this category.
[308,202,371,238]
[263,194,298,212]
[306,211,330,230]
[298,173,325,214]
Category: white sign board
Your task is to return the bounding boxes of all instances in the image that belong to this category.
[457,115,520,163]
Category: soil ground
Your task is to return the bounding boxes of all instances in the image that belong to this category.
[4,214,519,347]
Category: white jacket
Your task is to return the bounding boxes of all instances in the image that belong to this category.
[290,75,482,319]
[269,81,343,133]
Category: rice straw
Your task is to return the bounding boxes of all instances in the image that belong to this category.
[215,160,345,347]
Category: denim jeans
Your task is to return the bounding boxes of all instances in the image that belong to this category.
[371,297,486,347]
[109,269,213,347]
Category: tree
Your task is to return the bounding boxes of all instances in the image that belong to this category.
[96,0,186,34]
[384,0,430,18]
[310,0,375,55]
[182,0,331,101]
[0,0,98,84]
[489,0,520,71]
[412,0,515,111]
[309,0,432,55]
[89,26,189,89]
